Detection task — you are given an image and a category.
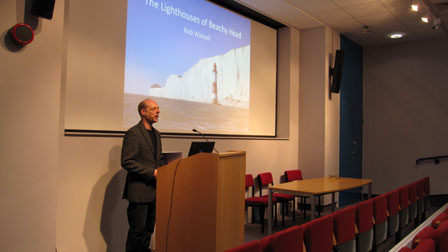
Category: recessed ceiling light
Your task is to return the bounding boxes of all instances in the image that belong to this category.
[411,4,419,12]
[388,32,405,39]
[421,17,429,23]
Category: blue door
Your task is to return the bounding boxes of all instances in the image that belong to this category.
[339,36,363,207]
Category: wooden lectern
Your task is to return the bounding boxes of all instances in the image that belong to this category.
[156,151,246,252]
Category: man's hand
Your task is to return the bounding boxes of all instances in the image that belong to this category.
[154,169,157,178]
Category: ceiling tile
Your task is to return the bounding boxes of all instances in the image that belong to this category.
[286,0,308,4]
[330,18,364,33]
[356,12,396,27]
[379,0,413,13]
[312,8,353,23]
[344,1,390,17]
[330,0,377,8]
[342,31,386,46]
[293,0,339,12]
[238,0,323,28]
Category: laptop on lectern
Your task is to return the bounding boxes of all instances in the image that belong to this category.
[187,141,215,157]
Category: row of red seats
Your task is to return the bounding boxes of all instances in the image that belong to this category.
[368,177,432,252]
[397,207,448,252]
[230,176,432,252]
[227,200,360,252]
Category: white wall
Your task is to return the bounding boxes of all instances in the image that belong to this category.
[0,1,343,251]
[299,26,341,204]
[299,27,326,179]
[0,0,64,251]
[363,38,448,195]
[324,27,341,180]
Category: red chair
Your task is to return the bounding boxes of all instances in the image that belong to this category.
[423,177,431,213]
[224,240,263,252]
[260,225,304,252]
[245,174,277,233]
[387,190,401,242]
[356,199,374,252]
[433,218,448,252]
[284,169,303,182]
[409,182,419,225]
[284,169,310,220]
[412,226,436,249]
[399,185,411,222]
[398,246,411,252]
[372,194,388,250]
[410,221,448,252]
[416,179,426,222]
[414,239,435,252]
[258,172,295,226]
[431,212,448,229]
[333,205,357,252]
[303,214,335,252]
[399,239,435,252]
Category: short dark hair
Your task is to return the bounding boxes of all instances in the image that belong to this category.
[138,100,147,116]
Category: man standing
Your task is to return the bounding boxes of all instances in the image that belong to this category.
[121,99,162,252]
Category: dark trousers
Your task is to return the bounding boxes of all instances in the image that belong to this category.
[126,201,156,252]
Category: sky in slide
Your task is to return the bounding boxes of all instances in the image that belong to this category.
[125,0,251,94]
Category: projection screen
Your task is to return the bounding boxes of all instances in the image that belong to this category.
[64,0,277,136]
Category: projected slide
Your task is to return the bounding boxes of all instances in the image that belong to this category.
[124,0,251,134]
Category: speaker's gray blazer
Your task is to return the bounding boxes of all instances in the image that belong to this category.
[121,121,162,203]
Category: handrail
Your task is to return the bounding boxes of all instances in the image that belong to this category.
[416,155,448,164]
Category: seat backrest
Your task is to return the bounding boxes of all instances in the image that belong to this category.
[422,177,430,197]
[434,219,448,252]
[246,174,254,188]
[415,239,435,252]
[387,190,400,217]
[245,174,256,197]
[261,225,304,252]
[258,172,274,187]
[258,172,274,196]
[412,226,436,249]
[398,246,412,252]
[431,212,448,229]
[356,198,374,234]
[285,170,303,182]
[333,205,357,246]
[413,239,435,252]
[416,180,425,200]
[399,185,410,209]
[373,194,388,224]
[409,182,418,204]
[224,240,263,252]
[400,239,435,252]
[303,214,334,252]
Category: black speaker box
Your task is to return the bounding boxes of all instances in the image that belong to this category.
[31,0,56,19]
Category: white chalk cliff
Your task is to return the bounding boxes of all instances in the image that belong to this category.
[149,45,250,108]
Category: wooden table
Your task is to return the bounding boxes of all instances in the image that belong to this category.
[267,177,372,234]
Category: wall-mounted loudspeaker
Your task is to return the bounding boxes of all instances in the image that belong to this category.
[10,23,34,45]
[31,0,56,19]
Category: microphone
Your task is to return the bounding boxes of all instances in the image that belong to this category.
[192,128,219,154]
